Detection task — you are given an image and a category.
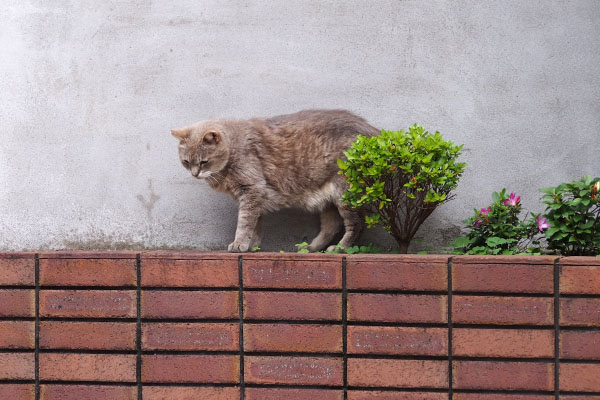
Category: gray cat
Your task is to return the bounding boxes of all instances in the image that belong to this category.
[171,109,379,252]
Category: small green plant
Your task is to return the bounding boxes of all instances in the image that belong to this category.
[452,189,546,255]
[344,244,381,254]
[323,243,346,254]
[338,124,466,253]
[540,175,600,256]
[295,242,310,254]
[251,246,261,252]
[295,241,381,254]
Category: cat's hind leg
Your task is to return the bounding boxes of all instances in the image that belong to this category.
[308,206,343,252]
[327,202,364,252]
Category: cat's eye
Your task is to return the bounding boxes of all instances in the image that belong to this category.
[182,160,190,167]
[200,160,208,166]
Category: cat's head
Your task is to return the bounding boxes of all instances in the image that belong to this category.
[171,121,230,180]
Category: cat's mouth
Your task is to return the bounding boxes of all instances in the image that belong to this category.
[197,171,212,179]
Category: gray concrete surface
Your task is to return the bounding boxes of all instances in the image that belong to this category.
[1,0,599,252]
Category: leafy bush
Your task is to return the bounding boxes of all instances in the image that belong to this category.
[338,124,466,253]
[452,189,547,255]
[541,175,600,256]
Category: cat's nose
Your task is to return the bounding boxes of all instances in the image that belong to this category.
[191,166,200,177]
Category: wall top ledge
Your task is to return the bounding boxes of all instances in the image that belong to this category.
[140,251,239,260]
[38,251,138,259]
[0,252,598,265]
[451,255,559,265]
[0,252,36,259]
[559,256,600,266]
[345,254,449,263]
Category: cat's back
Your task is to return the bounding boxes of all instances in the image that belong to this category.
[265,109,378,143]
[240,110,378,209]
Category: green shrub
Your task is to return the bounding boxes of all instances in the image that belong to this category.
[541,175,600,256]
[452,189,546,255]
[338,124,466,253]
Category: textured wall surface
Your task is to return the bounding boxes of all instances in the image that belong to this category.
[1,1,599,251]
[2,252,600,398]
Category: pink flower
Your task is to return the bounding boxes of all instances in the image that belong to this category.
[536,216,550,232]
[504,193,521,206]
[480,206,491,215]
[474,219,483,228]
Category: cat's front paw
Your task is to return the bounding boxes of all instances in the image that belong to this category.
[228,240,251,253]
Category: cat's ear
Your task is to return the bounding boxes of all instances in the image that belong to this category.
[171,128,189,140]
[203,131,221,145]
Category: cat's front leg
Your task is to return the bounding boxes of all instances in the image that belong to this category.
[228,200,261,252]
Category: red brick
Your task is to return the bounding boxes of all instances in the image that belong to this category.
[561,298,600,326]
[348,294,447,323]
[142,322,239,351]
[40,385,137,400]
[0,289,35,317]
[40,290,136,318]
[141,290,238,319]
[243,259,341,289]
[560,330,600,360]
[244,291,341,320]
[142,354,239,383]
[560,397,600,400]
[244,324,342,353]
[0,384,34,400]
[560,363,600,391]
[561,265,600,294]
[0,321,34,349]
[453,263,553,293]
[0,256,34,286]
[141,258,238,287]
[347,257,447,291]
[143,386,240,400]
[349,392,447,400]
[347,358,447,388]
[453,296,554,325]
[454,395,553,400]
[0,353,35,380]
[39,321,136,350]
[453,361,554,390]
[244,356,343,386]
[347,326,447,356]
[39,353,136,382]
[453,328,554,358]
[39,258,136,287]
[246,388,343,400]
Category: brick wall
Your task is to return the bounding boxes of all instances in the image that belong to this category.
[1,252,599,399]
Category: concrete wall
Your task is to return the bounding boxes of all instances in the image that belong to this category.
[1,0,599,252]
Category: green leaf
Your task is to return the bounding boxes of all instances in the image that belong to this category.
[452,237,470,247]
[486,236,510,247]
